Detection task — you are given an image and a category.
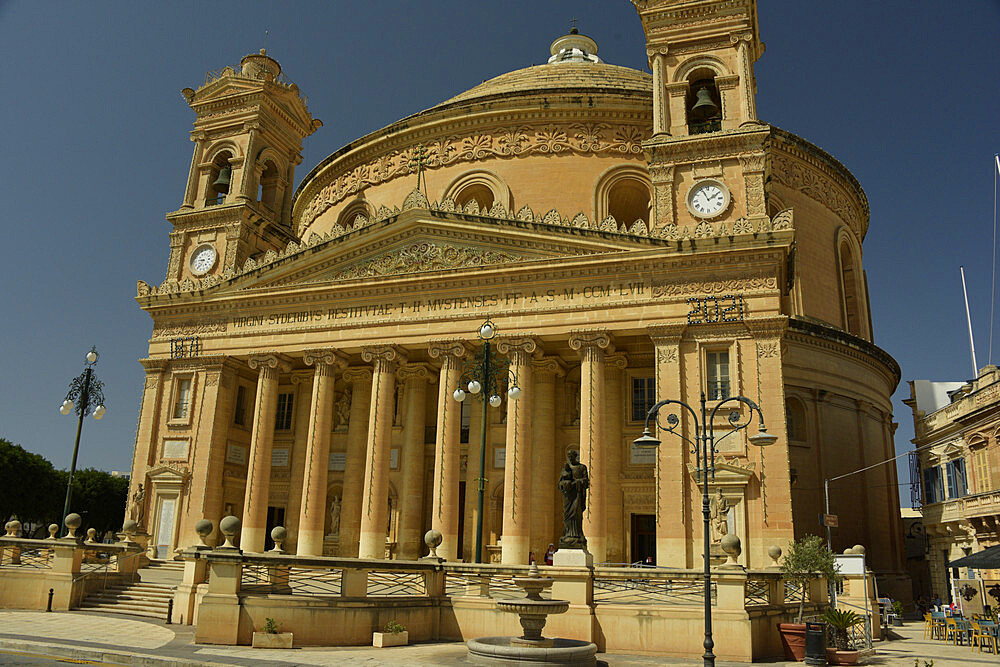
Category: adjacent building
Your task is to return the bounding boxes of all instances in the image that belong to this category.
[125,0,908,595]
[906,370,1000,601]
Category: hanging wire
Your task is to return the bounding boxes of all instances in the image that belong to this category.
[991,154,1000,365]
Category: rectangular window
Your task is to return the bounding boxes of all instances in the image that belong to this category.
[945,459,967,499]
[631,377,656,422]
[460,399,470,444]
[972,448,992,493]
[234,385,247,426]
[923,465,941,503]
[706,350,731,401]
[274,392,294,431]
[172,378,192,420]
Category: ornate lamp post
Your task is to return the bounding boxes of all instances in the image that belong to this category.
[452,319,521,563]
[634,391,776,667]
[59,346,107,530]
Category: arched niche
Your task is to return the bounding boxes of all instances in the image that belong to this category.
[594,165,652,230]
[443,169,513,214]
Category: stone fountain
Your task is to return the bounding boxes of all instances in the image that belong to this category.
[466,562,597,665]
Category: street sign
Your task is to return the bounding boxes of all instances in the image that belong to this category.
[822,514,839,528]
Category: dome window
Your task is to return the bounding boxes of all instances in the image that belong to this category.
[456,184,494,213]
[608,178,650,229]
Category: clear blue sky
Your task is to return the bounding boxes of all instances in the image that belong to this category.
[1,1,998,507]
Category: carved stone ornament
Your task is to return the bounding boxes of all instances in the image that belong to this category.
[495,336,538,356]
[568,331,612,352]
[428,340,467,361]
[333,242,520,281]
[651,273,777,298]
[303,348,347,370]
[361,344,406,366]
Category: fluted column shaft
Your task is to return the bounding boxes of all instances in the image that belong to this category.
[604,353,628,564]
[732,33,758,123]
[296,350,345,556]
[338,367,372,557]
[651,52,668,135]
[498,337,536,564]
[241,354,286,552]
[569,331,611,561]
[529,357,564,560]
[398,364,434,559]
[649,325,687,567]
[358,345,406,559]
[429,341,466,561]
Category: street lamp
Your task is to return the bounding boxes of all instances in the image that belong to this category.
[59,346,107,532]
[634,391,776,667]
[452,319,521,563]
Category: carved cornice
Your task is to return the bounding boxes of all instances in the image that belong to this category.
[745,316,788,340]
[647,323,687,344]
[651,270,778,298]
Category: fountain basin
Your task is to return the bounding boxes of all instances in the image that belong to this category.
[495,599,570,616]
[467,636,597,666]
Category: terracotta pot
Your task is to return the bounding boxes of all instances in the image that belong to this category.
[779,623,807,662]
[825,647,860,665]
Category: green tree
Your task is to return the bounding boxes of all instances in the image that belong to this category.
[780,534,842,622]
[0,438,63,527]
[70,467,129,536]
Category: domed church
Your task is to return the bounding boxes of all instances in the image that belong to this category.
[129,0,907,597]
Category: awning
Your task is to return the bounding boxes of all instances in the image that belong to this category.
[948,544,1000,569]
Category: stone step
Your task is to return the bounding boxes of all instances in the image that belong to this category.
[86,594,170,607]
[106,585,174,596]
[78,602,169,620]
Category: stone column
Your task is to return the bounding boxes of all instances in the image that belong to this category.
[569,331,611,562]
[338,367,372,557]
[181,133,206,209]
[397,363,435,559]
[529,356,564,561]
[296,349,347,556]
[649,325,687,567]
[497,337,537,565]
[650,51,669,135]
[666,81,690,136]
[235,122,259,203]
[358,345,406,559]
[730,31,758,124]
[428,341,466,561]
[604,352,628,564]
[241,353,288,552]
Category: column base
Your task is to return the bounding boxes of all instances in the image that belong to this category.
[297,529,324,556]
[500,535,530,565]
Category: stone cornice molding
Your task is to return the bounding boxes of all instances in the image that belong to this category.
[647,323,687,344]
[714,74,740,91]
[745,316,788,340]
[140,358,170,373]
[568,330,612,354]
[341,367,373,385]
[427,339,468,360]
[397,362,436,384]
[664,81,690,98]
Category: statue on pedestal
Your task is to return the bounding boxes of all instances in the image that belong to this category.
[558,450,589,549]
[129,483,146,529]
[328,496,341,536]
[710,489,730,542]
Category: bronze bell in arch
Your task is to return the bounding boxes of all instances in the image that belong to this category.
[690,87,720,118]
[211,166,232,194]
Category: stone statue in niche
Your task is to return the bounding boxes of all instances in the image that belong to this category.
[334,391,351,431]
[710,489,730,542]
[558,450,589,549]
[129,484,146,528]
[328,496,341,536]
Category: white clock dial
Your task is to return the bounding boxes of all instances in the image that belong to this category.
[189,244,217,275]
[687,180,730,219]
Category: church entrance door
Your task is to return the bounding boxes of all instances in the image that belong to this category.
[266,506,285,550]
[630,513,656,565]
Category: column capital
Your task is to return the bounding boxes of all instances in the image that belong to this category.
[606,351,629,371]
[729,30,754,45]
[398,362,436,384]
[715,73,741,91]
[303,348,349,370]
[428,339,467,360]
[496,336,539,357]
[341,366,373,385]
[290,370,314,385]
[647,323,686,344]
[531,355,566,378]
[248,353,291,373]
[568,330,612,353]
[665,81,690,98]
[361,344,407,366]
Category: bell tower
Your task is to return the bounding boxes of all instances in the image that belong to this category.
[632,0,769,232]
[164,50,322,283]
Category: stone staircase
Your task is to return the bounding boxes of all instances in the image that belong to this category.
[78,559,183,620]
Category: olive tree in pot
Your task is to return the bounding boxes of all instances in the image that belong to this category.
[778,535,842,662]
[822,608,864,665]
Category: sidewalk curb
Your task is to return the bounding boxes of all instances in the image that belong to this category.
[0,637,232,667]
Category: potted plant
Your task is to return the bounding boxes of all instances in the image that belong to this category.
[822,608,863,665]
[778,535,842,661]
[373,619,408,647]
[251,617,293,649]
[891,600,904,626]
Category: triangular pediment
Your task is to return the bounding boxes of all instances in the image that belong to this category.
[218,207,652,292]
[688,459,757,487]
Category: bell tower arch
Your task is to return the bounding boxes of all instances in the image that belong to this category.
[164,50,322,283]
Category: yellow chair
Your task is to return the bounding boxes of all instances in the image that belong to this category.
[923,612,933,639]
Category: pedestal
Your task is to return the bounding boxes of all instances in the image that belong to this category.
[552,548,593,568]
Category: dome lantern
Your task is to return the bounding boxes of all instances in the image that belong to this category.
[548,28,601,64]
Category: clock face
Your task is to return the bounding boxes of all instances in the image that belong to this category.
[189,244,217,275]
[688,180,730,218]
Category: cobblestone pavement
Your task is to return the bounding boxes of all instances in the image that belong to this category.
[0,610,995,666]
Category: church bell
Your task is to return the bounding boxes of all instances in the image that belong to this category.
[211,166,232,194]
[690,87,720,118]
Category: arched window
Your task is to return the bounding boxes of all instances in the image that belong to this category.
[594,166,652,230]
[456,184,494,212]
[258,159,280,211]
[206,151,233,206]
[443,170,512,215]
[839,237,862,336]
[336,199,372,229]
[686,68,722,135]
[786,397,807,443]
